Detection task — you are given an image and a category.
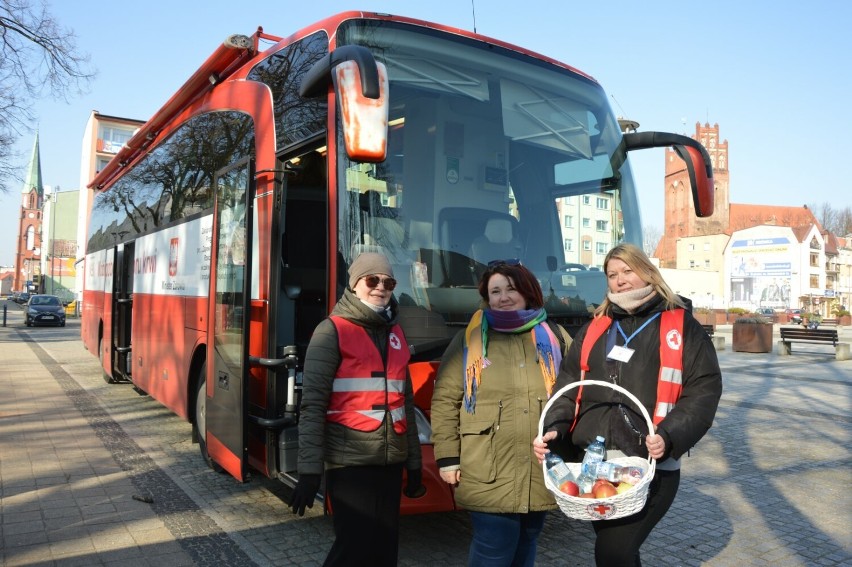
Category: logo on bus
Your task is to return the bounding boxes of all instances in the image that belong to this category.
[169,238,179,276]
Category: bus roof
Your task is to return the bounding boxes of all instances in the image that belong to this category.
[89,11,598,192]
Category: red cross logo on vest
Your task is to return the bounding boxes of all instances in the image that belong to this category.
[389,332,402,350]
[665,328,682,350]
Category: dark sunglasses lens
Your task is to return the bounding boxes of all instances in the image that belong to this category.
[364,275,396,290]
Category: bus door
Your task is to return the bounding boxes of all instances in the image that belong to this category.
[206,157,255,481]
[111,242,134,381]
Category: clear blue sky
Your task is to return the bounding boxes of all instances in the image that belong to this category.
[1,0,849,266]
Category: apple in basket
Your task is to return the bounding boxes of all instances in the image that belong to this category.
[592,480,618,499]
[616,482,633,495]
[558,480,580,496]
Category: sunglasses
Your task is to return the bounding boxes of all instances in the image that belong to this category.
[487,258,522,268]
[362,275,397,291]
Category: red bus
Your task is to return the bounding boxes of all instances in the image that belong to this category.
[81,11,713,514]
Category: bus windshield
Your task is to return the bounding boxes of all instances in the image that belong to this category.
[336,20,640,338]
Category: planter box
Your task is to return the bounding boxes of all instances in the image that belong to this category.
[732,322,774,353]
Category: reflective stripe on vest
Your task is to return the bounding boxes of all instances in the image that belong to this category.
[574,309,685,429]
[328,316,410,434]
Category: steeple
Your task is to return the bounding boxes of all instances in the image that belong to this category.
[22,131,43,197]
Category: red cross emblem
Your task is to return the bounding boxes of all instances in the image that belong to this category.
[587,502,617,520]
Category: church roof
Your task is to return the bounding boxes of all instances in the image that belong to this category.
[728,203,819,232]
[22,132,43,196]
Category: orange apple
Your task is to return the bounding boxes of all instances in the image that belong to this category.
[592,480,618,499]
[558,480,579,496]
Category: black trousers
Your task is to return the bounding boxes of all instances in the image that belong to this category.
[323,463,404,567]
[592,468,681,566]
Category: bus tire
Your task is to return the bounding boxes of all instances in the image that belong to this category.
[100,337,118,384]
[194,363,225,473]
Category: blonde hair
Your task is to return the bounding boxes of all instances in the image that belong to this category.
[594,243,684,317]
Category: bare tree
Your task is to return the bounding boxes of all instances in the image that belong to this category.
[809,202,852,236]
[643,224,662,257]
[0,0,95,191]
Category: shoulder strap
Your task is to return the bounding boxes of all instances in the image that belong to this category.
[570,316,612,431]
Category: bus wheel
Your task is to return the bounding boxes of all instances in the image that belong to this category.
[100,338,118,384]
[194,364,224,473]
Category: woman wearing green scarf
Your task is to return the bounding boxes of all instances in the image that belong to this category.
[431,260,572,566]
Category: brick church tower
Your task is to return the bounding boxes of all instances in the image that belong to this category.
[13,133,44,293]
[654,122,730,267]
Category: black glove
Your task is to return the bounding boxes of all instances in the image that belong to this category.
[403,468,426,499]
[290,474,322,516]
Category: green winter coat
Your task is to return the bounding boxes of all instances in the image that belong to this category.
[297,289,422,475]
[431,323,570,513]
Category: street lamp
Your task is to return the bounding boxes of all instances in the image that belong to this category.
[50,189,58,295]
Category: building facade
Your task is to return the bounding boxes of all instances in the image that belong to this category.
[652,122,850,318]
[75,111,145,301]
[40,189,80,301]
[13,134,44,294]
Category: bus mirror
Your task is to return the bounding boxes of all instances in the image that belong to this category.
[300,45,389,162]
[332,60,388,162]
[623,131,715,218]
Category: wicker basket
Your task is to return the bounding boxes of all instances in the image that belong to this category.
[537,380,655,521]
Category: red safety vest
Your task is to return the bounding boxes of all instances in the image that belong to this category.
[572,309,685,429]
[327,316,410,434]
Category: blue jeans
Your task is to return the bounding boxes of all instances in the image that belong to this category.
[468,511,547,567]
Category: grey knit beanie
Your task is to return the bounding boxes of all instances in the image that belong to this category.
[348,252,394,289]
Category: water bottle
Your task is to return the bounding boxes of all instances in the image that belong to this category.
[593,461,621,482]
[581,436,607,474]
[544,452,575,489]
[577,436,606,493]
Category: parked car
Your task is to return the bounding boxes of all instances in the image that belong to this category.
[25,294,66,327]
[755,308,775,317]
[785,308,802,324]
[13,292,30,304]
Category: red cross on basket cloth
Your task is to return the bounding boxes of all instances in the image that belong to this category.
[588,503,617,520]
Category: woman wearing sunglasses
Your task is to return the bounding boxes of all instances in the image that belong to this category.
[431,259,572,566]
[291,252,424,566]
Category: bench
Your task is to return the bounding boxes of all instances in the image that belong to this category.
[821,318,838,326]
[778,327,849,361]
[701,324,725,351]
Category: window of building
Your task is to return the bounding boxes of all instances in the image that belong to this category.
[596,220,608,232]
[583,240,591,251]
[688,243,695,251]
[582,195,590,205]
[96,157,111,174]
[703,242,710,251]
[596,197,608,209]
[564,215,573,228]
[810,275,819,288]
[810,253,819,267]
[582,217,590,228]
[99,125,136,153]
[564,238,573,252]
[689,260,696,268]
[704,259,710,268]
[596,242,608,254]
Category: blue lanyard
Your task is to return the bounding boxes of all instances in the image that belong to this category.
[615,312,661,346]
